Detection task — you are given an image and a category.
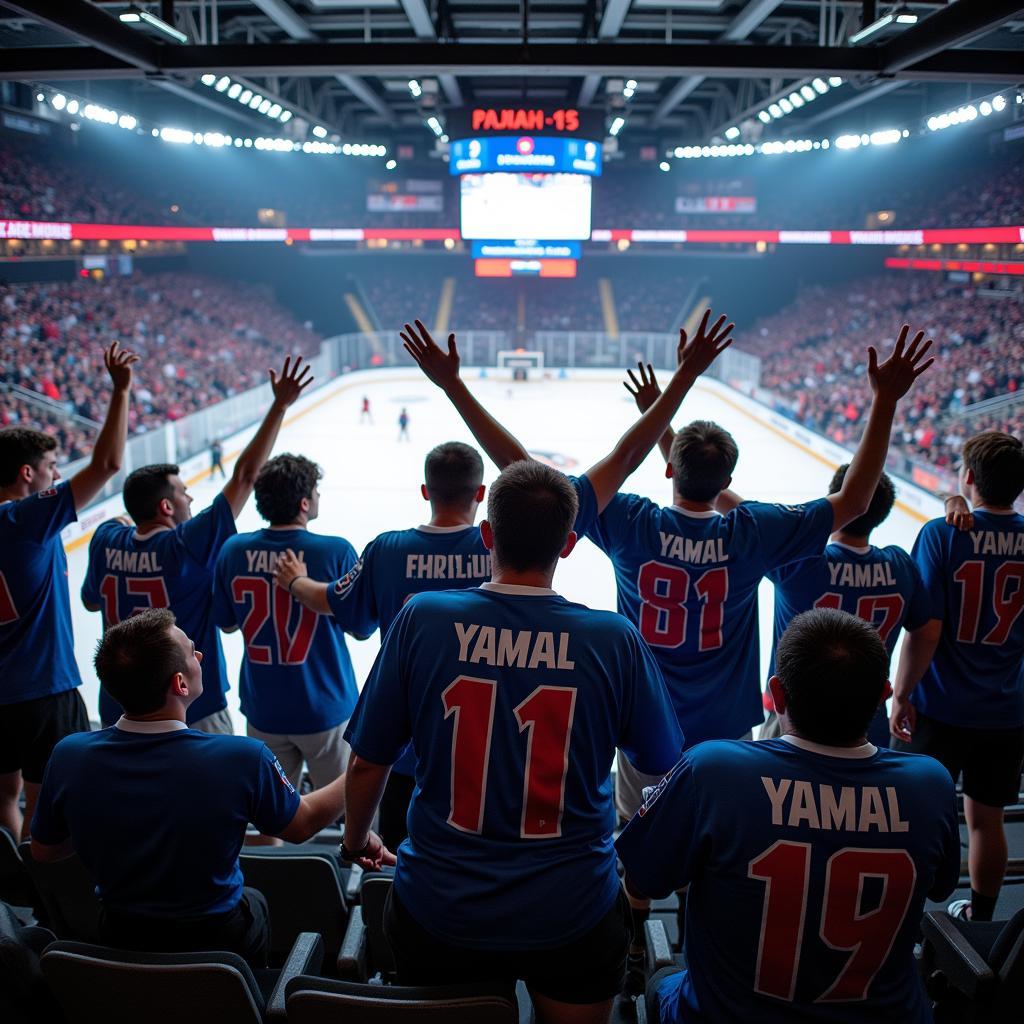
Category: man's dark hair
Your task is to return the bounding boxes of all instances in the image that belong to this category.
[963,431,1024,507]
[487,460,578,573]
[0,427,57,488]
[255,454,322,524]
[669,421,739,503]
[123,464,179,522]
[828,464,896,537]
[425,442,484,507]
[776,608,889,746]
[94,608,191,715]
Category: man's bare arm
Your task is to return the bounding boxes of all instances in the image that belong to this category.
[274,550,332,614]
[889,618,942,743]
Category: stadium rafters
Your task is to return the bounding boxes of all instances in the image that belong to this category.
[1,0,1022,147]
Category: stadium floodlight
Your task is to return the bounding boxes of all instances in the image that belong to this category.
[160,127,195,145]
[408,80,422,97]
[268,103,282,118]
[118,114,137,130]
[835,134,861,149]
[768,103,783,119]
[812,78,829,95]
[137,7,188,43]
[312,125,328,138]
[849,13,893,44]
[426,116,444,136]
[227,83,242,100]
[386,159,397,170]
[248,94,263,109]
[215,77,230,93]
[51,93,67,111]
[788,92,804,108]
[980,101,993,117]
[800,85,816,102]
[239,89,253,105]
[757,111,772,124]
[200,74,217,87]
[258,99,272,114]
[279,110,293,122]
[778,98,793,114]
[35,92,44,102]
[725,126,740,140]
[659,161,670,172]
[119,11,141,22]
[828,77,843,87]
[993,94,1007,112]
[895,13,918,25]
[609,116,626,136]
[869,129,901,146]
[66,99,79,115]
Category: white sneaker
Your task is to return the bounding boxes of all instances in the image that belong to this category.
[947,898,971,921]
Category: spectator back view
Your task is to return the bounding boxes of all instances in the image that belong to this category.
[617,609,961,1024]
[212,453,359,790]
[892,430,1024,923]
[81,356,314,730]
[0,342,137,839]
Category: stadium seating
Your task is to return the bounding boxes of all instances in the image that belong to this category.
[0,900,59,1024]
[18,843,100,943]
[284,976,520,1024]
[41,932,323,1024]
[922,908,1024,1022]
[239,849,352,967]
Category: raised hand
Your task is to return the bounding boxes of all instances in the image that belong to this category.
[402,320,460,390]
[269,355,314,409]
[274,549,307,591]
[676,308,735,380]
[623,363,661,414]
[868,325,934,404]
[104,341,139,392]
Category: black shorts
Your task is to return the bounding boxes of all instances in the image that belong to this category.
[384,884,631,1004]
[0,689,90,783]
[896,712,1024,808]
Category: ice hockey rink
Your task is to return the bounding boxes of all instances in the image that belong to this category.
[64,367,941,731]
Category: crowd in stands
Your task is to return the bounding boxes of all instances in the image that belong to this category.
[746,274,1024,475]
[3,130,1021,232]
[0,273,320,463]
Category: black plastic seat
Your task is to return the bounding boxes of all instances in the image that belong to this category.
[0,899,59,1024]
[41,932,323,1024]
[921,907,1024,1023]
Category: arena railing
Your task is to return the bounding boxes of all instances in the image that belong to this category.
[57,330,761,505]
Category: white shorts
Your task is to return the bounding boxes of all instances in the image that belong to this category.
[246,721,351,790]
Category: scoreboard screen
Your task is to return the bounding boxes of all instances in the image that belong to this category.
[460,172,592,241]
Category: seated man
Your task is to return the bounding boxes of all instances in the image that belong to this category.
[342,460,684,1024]
[29,609,345,967]
[617,608,961,1024]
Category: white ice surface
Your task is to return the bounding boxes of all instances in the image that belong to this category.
[66,369,928,731]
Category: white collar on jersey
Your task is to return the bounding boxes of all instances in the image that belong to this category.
[782,734,877,759]
[115,717,188,733]
[416,524,477,534]
[975,508,1019,515]
[132,526,172,541]
[670,505,721,519]
[481,581,557,597]
[267,524,306,531]
[831,541,872,555]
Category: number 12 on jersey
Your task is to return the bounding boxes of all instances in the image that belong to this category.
[443,676,576,839]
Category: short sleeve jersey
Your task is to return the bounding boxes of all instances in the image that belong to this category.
[0,482,82,705]
[345,584,683,950]
[82,493,236,725]
[911,510,1024,729]
[212,528,359,734]
[616,737,960,1024]
[588,496,834,745]
[31,725,300,918]
[768,542,934,681]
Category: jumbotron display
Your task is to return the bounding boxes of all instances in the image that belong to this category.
[459,172,593,241]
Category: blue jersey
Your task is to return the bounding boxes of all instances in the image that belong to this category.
[588,497,834,745]
[328,523,492,775]
[31,722,300,918]
[212,528,360,734]
[345,583,682,950]
[911,510,1024,729]
[617,737,960,1024]
[0,482,82,705]
[82,494,236,726]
